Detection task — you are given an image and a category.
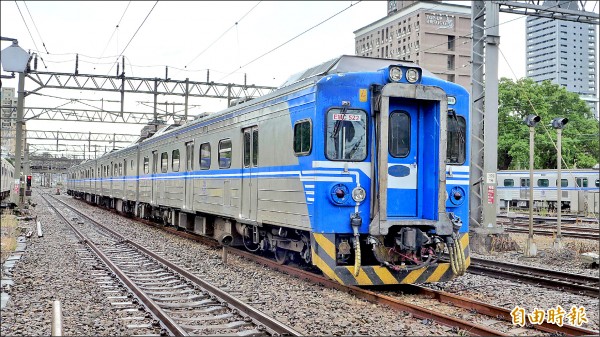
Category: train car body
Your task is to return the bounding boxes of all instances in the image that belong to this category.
[67,55,471,286]
[1,157,15,202]
[497,169,600,215]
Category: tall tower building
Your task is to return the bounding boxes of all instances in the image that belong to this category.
[526,0,598,118]
[354,1,472,89]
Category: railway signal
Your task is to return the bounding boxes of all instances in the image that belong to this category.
[524,114,541,257]
[551,117,569,249]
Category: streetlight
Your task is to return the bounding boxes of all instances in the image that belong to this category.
[524,114,540,257]
[551,117,569,249]
[1,39,31,210]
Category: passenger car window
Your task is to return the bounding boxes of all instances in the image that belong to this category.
[143,157,149,174]
[537,179,549,187]
[503,179,514,187]
[294,120,312,156]
[556,179,568,187]
[172,149,180,172]
[219,139,232,169]
[161,152,168,173]
[326,108,367,161]
[200,143,211,170]
[576,177,588,187]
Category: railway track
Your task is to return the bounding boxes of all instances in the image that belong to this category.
[53,194,600,336]
[467,257,599,298]
[502,226,598,240]
[497,214,600,225]
[42,194,300,337]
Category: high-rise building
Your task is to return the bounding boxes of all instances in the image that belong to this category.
[354,1,472,89]
[526,0,598,118]
[1,87,18,156]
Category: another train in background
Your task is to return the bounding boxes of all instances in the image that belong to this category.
[497,168,600,215]
[1,157,15,203]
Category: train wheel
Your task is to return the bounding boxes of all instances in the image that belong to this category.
[274,248,290,265]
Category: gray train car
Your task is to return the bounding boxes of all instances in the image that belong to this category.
[497,169,600,215]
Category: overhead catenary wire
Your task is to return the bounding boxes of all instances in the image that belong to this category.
[23,1,49,54]
[98,1,132,60]
[184,1,261,69]
[217,1,362,82]
[14,1,47,69]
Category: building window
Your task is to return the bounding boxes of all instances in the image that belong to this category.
[447,55,455,70]
[448,35,455,51]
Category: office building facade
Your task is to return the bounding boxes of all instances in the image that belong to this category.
[354,1,472,88]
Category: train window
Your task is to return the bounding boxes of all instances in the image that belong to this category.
[161,152,168,173]
[172,150,180,172]
[389,111,410,158]
[537,179,549,187]
[447,114,466,164]
[293,119,312,156]
[119,163,123,175]
[243,132,251,167]
[143,157,149,174]
[130,160,134,170]
[596,179,599,187]
[200,143,211,170]
[326,108,367,161]
[252,130,258,167]
[503,179,514,187]
[185,142,194,171]
[556,179,568,187]
[152,151,158,173]
[219,139,232,169]
[576,177,588,187]
[520,178,530,187]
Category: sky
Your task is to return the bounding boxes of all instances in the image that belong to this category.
[0,1,598,158]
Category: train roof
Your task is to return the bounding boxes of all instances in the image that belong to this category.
[278,54,436,88]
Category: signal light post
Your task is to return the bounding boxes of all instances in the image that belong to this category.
[551,117,569,249]
[524,114,541,257]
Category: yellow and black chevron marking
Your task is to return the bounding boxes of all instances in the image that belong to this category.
[311,232,470,286]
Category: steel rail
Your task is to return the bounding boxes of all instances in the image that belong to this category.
[41,194,187,336]
[49,195,301,337]
[63,194,599,336]
[502,222,599,234]
[502,227,598,240]
[467,257,599,298]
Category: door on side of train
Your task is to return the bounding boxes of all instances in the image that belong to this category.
[387,101,419,217]
[241,127,258,221]
[184,141,194,210]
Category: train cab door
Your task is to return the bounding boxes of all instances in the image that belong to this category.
[184,141,194,210]
[241,127,258,221]
[386,102,419,217]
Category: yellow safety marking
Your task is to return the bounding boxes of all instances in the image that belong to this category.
[400,267,427,284]
[372,266,400,284]
[464,256,471,268]
[460,233,470,249]
[313,234,336,261]
[312,251,344,284]
[425,263,450,283]
[359,88,368,102]
[343,267,373,285]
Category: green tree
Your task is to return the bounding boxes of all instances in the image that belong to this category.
[497,78,599,170]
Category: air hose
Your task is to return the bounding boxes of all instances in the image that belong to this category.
[353,226,361,277]
[449,235,466,275]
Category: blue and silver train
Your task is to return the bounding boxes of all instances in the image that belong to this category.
[67,55,471,286]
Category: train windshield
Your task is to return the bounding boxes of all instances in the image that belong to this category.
[326,108,367,161]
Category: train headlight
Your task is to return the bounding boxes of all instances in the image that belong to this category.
[389,67,403,82]
[352,187,366,202]
[406,68,419,83]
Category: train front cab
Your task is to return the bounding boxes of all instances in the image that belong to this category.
[311,71,470,286]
